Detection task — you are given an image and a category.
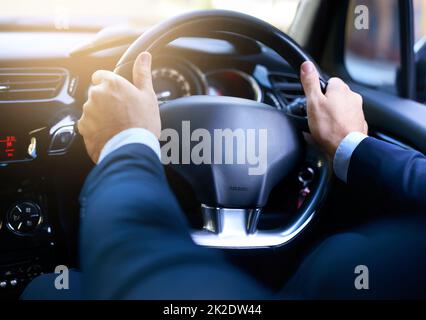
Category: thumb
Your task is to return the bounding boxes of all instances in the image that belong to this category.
[300,61,324,101]
[133,52,154,91]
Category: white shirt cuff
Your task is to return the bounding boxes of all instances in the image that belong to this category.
[98,128,161,164]
[333,132,368,183]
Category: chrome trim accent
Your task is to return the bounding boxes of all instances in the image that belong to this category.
[192,207,314,249]
[49,116,75,135]
[0,85,9,92]
[27,137,37,159]
[0,67,73,104]
[200,205,261,236]
[191,155,330,249]
[48,125,76,155]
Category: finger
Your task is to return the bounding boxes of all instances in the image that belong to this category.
[133,52,154,91]
[77,117,86,136]
[87,83,106,102]
[92,70,117,85]
[300,61,324,102]
[325,77,349,95]
[82,99,95,116]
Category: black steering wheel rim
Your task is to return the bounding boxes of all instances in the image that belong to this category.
[115,9,328,91]
[114,9,331,249]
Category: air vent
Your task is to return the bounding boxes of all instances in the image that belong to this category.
[0,68,67,101]
[269,72,304,104]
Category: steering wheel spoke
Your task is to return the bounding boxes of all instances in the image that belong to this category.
[191,147,330,249]
[200,205,261,236]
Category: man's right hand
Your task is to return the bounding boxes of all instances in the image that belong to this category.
[78,52,161,163]
[300,61,368,158]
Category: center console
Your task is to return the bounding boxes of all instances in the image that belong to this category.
[0,112,86,299]
[0,171,61,298]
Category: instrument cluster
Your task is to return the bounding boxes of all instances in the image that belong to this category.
[152,55,262,104]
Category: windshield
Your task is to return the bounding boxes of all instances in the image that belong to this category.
[1,0,301,31]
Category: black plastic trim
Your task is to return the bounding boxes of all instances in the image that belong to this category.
[399,0,416,99]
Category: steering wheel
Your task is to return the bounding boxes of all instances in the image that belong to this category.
[115,10,330,249]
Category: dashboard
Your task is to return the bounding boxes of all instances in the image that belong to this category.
[0,31,306,112]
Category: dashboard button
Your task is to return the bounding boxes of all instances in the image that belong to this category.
[6,201,43,235]
[48,125,75,155]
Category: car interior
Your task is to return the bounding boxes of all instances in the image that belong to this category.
[1,0,426,299]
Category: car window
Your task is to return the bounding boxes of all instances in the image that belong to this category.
[344,0,400,95]
[414,0,426,43]
[0,0,301,32]
[414,0,426,102]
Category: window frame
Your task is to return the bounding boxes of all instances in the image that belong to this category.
[399,0,416,99]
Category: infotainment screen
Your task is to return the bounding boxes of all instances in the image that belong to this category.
[0,134,37,163]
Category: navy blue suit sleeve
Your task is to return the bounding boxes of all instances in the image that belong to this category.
[79,143,267,299]
[348,137,426,213]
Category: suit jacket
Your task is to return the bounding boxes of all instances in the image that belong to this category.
[348,137,426,214]
[79,144,268,299]
[79,137,426,299]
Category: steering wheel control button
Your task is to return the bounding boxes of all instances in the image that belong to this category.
[0,281,6,289]
[48,125,75,155]
[6,201,43,235]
